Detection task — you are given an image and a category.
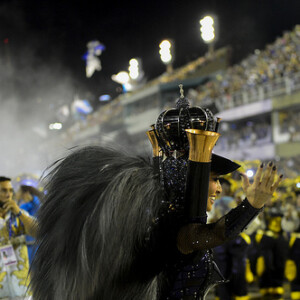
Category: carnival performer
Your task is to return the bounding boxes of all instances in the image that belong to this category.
[30,86,283,300]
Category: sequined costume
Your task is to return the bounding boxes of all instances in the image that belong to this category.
[30,89,264,300]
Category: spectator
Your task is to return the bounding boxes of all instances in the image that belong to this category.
[188,25,300,110]
[0,176,37,299]
[15,185,42,264]
[212,178,253,300]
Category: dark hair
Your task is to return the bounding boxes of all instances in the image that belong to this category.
[0,176,11,182]
[19,185,43,199]
[31,145,163,300]
[219,178,231,186]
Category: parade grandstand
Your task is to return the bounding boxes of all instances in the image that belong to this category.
[40,24,300,178]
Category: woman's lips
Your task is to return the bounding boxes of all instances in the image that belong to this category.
[209,196,216,204]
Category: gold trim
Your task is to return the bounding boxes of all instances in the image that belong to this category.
[291,291,300,299]
[146,129,160,157]
[240,232,251,244]
[270,287,284,294]
[259,288,269,295]
[256,256,265,277]
[235,296,249,300]
[285,259,297,281]
[185,129,220,162]
[215,118,222,132]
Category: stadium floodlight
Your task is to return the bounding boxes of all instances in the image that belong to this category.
[112,58,144,93]
[128,58,139,80]
[199,15,216,44]
[111,71,133,92]
[49,123,62,130]
[111,71,130,85]
[246,169,255,178]
[159,40,173,64]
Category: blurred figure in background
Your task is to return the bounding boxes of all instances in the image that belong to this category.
[0,176,37,299]
[15,185,42,264]
[212,177,254,300]
[283,182,300,300]
[255,192,289,299]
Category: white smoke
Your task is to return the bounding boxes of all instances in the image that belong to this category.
[0,2,78,178]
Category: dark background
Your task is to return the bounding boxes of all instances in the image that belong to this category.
[1,0,299,102]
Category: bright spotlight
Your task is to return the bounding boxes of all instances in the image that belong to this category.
[49,123,62,130]
[128,58,139,80]
[199,15,216,43]
[246,169,255,178]
[111,71,130,85]
[159,40,173,64]
[200,16,214,26]
[129,58,138,66]
[296,182,300,189]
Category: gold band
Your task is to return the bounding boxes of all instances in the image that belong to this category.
[186,129,220,162]
[291,291,300,299]
[146,130,160,157]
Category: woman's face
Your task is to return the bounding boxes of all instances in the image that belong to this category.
[207,172,222,212]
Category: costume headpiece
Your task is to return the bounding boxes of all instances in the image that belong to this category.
[147,85,240,223]
[147,84,220,157]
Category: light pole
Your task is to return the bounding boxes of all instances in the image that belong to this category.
[111,58,145,93]
[159,39,174,73]
[199,15,218,55]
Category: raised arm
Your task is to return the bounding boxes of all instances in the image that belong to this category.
[3,200,38,237]
[177,162,283,254]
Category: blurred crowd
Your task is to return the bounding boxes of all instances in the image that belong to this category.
[189,24,300,110]
[216,120,272,151]
[279,109,300,142]
[208,164,300,300]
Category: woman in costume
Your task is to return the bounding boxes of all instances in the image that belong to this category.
[30,86,282,300]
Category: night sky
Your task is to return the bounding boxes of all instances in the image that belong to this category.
[0,0,300,176]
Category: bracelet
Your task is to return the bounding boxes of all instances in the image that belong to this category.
[15,210,23,218]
